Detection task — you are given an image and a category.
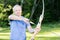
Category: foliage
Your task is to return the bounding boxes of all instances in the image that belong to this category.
[0,0,60,27]
[0,4,12,27]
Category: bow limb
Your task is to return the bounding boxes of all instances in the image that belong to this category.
[30,14,44,40]
[35,0,44,32]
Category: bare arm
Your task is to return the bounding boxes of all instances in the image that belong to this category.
[8,14,22,20]
[27,26,34,33]
[26,20,34,33]
[30,23,41,39]
[30,14,43,40]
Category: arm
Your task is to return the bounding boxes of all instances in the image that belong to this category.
[26,20,34,33]
[27,26,34,33]
[30,14,43,40]
[8,14,22,20]
[30,23,41,40]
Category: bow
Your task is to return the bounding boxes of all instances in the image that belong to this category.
[21,0,24,7]
[30,0,45,40]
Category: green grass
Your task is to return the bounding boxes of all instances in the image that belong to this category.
[0,22,60,40]
[0,37,60,40]
[27,37,60,40]
[0,27,10,33]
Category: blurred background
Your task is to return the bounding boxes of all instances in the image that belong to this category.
[0,0,60,40]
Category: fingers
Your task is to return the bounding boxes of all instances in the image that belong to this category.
[30,36,34,40]
[34,27,41,33]
[31,38,34,40]
[30,27,41,40]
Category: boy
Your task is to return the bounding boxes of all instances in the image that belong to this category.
[8,5,40,40]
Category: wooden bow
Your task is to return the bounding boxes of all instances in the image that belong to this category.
[30,0,44,40]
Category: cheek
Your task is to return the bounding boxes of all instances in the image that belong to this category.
[15,11,19,14]
[13,10,22,15]
[20,11,22,13]
[16,11,21,15]
[15,11,17,14]
[17,10,21,13]
[13,11,18,15]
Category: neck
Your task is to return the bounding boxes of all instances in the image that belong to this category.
[13,13,21,17]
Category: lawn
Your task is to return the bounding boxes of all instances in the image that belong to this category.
[0,22,60,40]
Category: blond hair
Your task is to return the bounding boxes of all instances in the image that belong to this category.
[13,5,22,11]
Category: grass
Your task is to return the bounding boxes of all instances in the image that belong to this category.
[0,22,60,40]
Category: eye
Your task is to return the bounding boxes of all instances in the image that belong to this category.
[15,9,21,11]
[18,10,20,11]
[15,10,18,11]
[16,10,20,11]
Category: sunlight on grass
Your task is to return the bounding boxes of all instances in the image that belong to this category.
[0,27,3,30]
[0,22,60,40]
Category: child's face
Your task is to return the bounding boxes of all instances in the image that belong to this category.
[13,6,22,16]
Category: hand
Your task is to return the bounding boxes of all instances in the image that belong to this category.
[30,36,34,40]
[34,27,41,33]
[30,27,41,40]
